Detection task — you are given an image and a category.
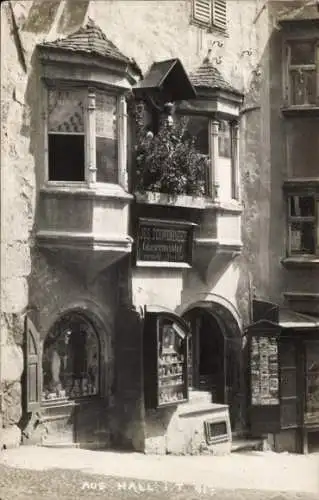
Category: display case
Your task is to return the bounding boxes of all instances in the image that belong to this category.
[143,306,189,409]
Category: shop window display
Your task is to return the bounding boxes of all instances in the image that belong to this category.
[42,313,99,401]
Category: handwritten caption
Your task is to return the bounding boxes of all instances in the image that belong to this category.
[81,480,216,495]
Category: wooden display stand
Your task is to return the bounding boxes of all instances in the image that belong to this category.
[143,306,189,409]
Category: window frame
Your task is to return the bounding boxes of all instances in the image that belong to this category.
[191,0,227,33]
[286,192,319,257]
[42,80,126,188]
[181,114,238,200]
[283,38,319,108]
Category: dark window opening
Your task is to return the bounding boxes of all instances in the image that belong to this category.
[184,115,209,155]
[48,134,85,181]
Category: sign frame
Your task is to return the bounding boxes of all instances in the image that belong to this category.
[135,218,197,268]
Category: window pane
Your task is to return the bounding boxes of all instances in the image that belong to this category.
[48,88,85,181]
[290,41,315,65]
[290,69,317,106]
[290,221,315,254]
[287,117,319,177]
[48,134,85,181]
[96,92,117,183]
[218,120,231,158]
[48,88,84,133]
[289,196,315,217]
[184,116,209,155]
[42,314,99,401]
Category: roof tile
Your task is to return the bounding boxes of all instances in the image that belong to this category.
[40,18,131,64]
[190,58,239,94]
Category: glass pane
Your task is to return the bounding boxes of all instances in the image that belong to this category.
[48,88,84,133]
[184,116,209,155]
[289,196,315,217]
[48,134,85,181]
[42,313,99,401]
[96,137,117,183]
[290,69,317,105]
[287,117,319,177]
[218,120,231,158]
[290,221,315,254]
[290,41,315,65]
[95,92,117,183]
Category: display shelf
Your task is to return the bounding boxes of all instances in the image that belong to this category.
[143,307,189,409]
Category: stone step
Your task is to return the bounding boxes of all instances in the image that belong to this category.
[188,390,212,405]
[231,437,265,453]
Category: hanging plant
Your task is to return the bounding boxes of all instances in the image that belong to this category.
[133,101,209,197]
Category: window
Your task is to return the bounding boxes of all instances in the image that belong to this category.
[184,115,209,155]
[192,0,227,32]
[42,313,99,401]
[46,86,118,184]
[183,116,238,200]
[287,194,319,255]
[285,39,319,106]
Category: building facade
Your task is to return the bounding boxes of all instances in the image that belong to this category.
[1,0,318,454]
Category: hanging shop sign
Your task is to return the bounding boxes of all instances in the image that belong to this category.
[136,218,196,267]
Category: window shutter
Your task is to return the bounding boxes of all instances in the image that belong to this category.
[212,0,227,31]
[193,0,212,26]
[24,316,42,413]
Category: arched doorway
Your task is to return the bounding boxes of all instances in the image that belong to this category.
[182,302,244,431]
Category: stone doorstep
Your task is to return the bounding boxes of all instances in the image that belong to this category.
[231,437,265,452]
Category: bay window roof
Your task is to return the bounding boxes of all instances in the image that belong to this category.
[38,18,142,77]
[189,57,242,98]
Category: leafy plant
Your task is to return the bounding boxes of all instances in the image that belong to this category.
[133,101,210,197]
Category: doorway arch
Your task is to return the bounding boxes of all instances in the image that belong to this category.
[182,301,244,431]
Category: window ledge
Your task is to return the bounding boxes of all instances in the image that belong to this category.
[281,256,319,268]
[41,183,133,202]
[281,106,319,117]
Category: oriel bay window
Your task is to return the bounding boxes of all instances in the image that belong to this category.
[288,194,319,256]
[45,85,124,185]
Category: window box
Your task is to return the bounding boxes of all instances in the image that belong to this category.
[134,190,209,209]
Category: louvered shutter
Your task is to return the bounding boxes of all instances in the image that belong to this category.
[193,0,212,26]
[24,316,42,413]
[212,0,227,31]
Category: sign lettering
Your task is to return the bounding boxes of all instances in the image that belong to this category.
[137,219,194,265]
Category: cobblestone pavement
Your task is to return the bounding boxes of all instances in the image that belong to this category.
[0,465,317,500]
